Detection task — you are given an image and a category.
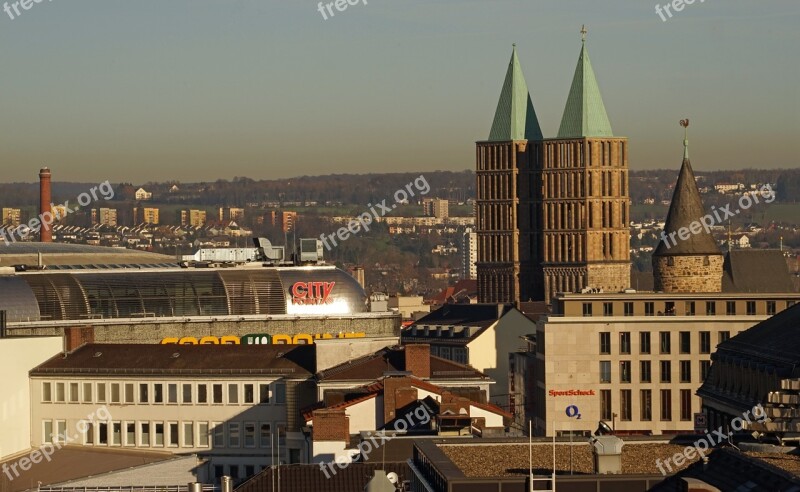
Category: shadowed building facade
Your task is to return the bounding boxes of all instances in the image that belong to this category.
[477,31,631,304]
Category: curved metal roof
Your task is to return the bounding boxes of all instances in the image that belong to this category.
[0,276,40,322]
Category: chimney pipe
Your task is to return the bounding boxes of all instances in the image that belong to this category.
[220,476,232,492]
[39,168,52,243]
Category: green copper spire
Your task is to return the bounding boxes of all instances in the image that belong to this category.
[557,26,614,139]
[488,44,543,141]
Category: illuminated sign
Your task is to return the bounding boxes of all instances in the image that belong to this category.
[548,389,596,397]
[291,281,335,305]
[160,332,365,345]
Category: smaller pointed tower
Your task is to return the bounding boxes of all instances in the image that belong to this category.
[653,120,724,293]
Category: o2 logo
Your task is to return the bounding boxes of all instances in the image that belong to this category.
[565,404,582,420]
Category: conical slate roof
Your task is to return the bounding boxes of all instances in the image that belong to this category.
[654,154,722,257]
[557,39,613,139]
[488,46,543,141]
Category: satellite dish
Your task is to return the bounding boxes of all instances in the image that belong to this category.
[595,421,614,436]
[386,472,399,484]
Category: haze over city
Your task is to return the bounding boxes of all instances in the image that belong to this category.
[0,0,798,182]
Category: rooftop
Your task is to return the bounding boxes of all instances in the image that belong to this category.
[235,462,410,492]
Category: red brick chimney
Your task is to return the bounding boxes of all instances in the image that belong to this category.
[39,168,52,243]
[383,376,419,424]
[312,409,350,442]
[64,326,94,351]
[404,344,431,379]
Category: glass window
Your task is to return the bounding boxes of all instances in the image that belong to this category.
[767,301,777,315]
[620,332,631,354]
[124,384,134,404]
[277,424,286,444]
[43,421,53,443]
[244,422,256,448]
[84,422,94,445]
[640,361,651,383]
[126,423,135,446]
[154,383,164,404]
[259,384,270,404]
[660,360,672,383]
[183,422,194,447]
[275,383,286,404]
[42,382,52,402]
[680,360,692,383]
[599,332,611,354]
[660,389,672,421]
[620,361,631,383]
[198,384,208,404]
[168,384,178,404]
[746,301,756,315]
[700,332,711,354]
[645,302,655,316]
[706,301,716,315]
[685,301,695,316]
[641,390,652,421]
[110,383,120,403]
[69,382,79,403]
[719,331,730,344]
[213,423,225,447]
[582,303,593,317]
[99,422,108,445]
[55,382,65,402]
[701,360,712,381]
[140,383,149,403]
[680,389,692,421]
[213,384,223,404]
[726,301,736,315]
[56,421,67,443]
[244,384,255,404]
[679,332,691,354]
[603,302,613,316]
[141,422,150,446]
[112,422,122,445]
[83,382,92,403]
[624,302,634,316]
[182,384,192,404]
[198,422,210,447]
[169,422,179,447]
[600,390,611,421]
[228,422,240,447]
[620,390,631,421]
[155,423,164,446]
[600,361,611,383]
[228,384,239,404]
[660,332,671,354]
[640,332,651,354]
[260,423,271,447]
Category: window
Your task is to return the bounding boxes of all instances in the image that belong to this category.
[228,384,239,404]
[660,361,672,383]
[640,332,651,354]
[198,422,210,447]
[667,257,675,266]
[124,384,134,404]
[718,331,730,344]
[213,423,225,447]
[154,384,164,404]
[140,383,149,403]
[665,302,675,316]
[660,389,672,421]
[726,301,736,315]
[55,382,65,402]
[701,360,712,381]
[583,302,593,317]
[679,332,691,354]
[746,301,756,315]
[680,360,692,383]
[141,423,150,446]
[99,422,108,445]
[700,332,711,354]
[620,361,631,383]
[599,332,611,354]
[624,302,634,316]
[259,384,270,404]
[641,390,652,421]
[126,423,135,446]
[42,382,52,402]
[620,390,631,421]
[43,421,53,443]
[110,383,120,404]
[660,332,671,354]
[83,382,92,403]
[155,423,164,446]
[685,301,695,316]
[260,423,271,447]
[600,361,611,383]
[228,422,241,447]
[767,301,777,315]
[603,302,613,316]
[645,302,655,316]
[168,384,178,404]
[640,361,651,383]
[214,465,225,479]
[112,422,122,445]
[620,332,631,354]
[183,384,193,404]
[244,384,255,404]
[600,390,611,421]
[680,389,692,421]
[706,301,716,315]
[244,422,256,448]
[275,383,286,404]
[245,465,255,477]
[69,382,79,403]
[198,384,208,404]
[55,421,67,443]
[277,424,286,445]
[183,422,194,447]
[168,422,179,447]
[213,384,223,404]
[84,423,94,445]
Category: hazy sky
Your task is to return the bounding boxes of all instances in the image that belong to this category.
[0,0,797,183]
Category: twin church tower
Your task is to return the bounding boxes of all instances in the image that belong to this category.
[476,28,631,303]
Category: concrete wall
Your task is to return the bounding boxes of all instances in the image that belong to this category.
[0,336,62,460]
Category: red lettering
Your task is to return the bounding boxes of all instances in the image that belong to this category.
[291,281,336,305]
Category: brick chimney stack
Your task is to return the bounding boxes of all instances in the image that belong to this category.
[404,344,431,379]
[39,168,52,243]
[312,409,350,442]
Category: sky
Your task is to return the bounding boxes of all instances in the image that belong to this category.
[0,0,798,183]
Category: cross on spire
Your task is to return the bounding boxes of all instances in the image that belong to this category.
[581,25,587,43]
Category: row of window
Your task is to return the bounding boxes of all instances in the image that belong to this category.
[600,331,730,355]
[43,419,287,449]
[584,300,790,317]
[600,360,711,384]
[600,389,693,422]
[41,381,286,406]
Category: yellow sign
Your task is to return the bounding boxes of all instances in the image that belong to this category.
[159,332,366,345]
